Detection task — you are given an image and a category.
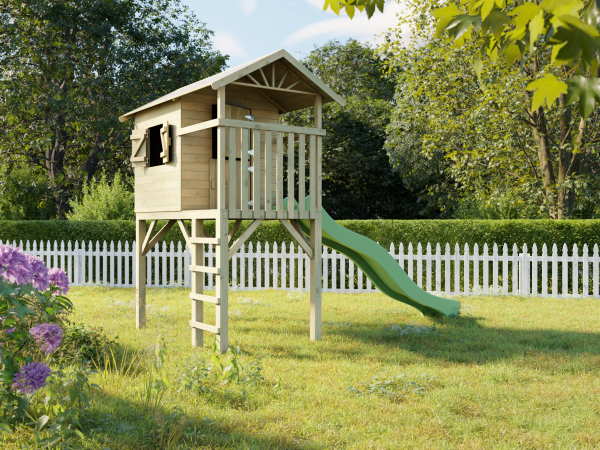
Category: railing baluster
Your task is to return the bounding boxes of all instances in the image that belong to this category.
[228,126,237,214]
[309,135,316,216]
[298,134,306,217]
[265,130,273,218]
[287,132,295,216]
[276,132,284,218]
[253,130,261,218]
[241,128,249,217]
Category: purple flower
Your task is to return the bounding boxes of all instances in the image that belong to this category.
[25,254,50,292]
[47,268,69,294]
[11,361,51,394]
[30,323,63,355]
[0,245,32,285]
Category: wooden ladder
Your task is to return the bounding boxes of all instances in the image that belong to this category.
[188,217,229,352]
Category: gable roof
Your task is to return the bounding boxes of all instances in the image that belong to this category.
[119,49,345,122]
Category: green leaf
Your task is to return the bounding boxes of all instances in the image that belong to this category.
[482,9,512,40]
[474,58,483,78]
[510,3,542,29]
[35,415,49,432]
[549,15,600,65]
[565,75,600,118]
[446,15,482,41]
[475,0,496,20]
[0,422,12,433]
[434,5,461,38]
[526,74,568,111]
[529,11,546,51]
[346,3,355,18]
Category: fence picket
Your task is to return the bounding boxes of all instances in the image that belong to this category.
[512,244,518,294]
[426,243,432,293]
[435,243,441,293]
[531,244,538,296]
[415,243,422,289]
[542,244,548,298]
[492,244,498,295]
[331,248,336,292]
[552,244,558,296]
[562,243,568,297]
[594,244,599,298]
[572,244,578,298]
[463,244,469,295]
[8,239,597,296]
[583,244,589,298]
[444,243,450,295]
[483,244,489,295]
[408,243,414,281]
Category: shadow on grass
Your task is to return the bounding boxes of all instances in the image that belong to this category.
[88,389,321,450]
[250,314,600,368]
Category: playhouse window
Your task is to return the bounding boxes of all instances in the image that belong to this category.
[148,124,165,167]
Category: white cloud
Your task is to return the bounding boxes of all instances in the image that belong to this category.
[284,3,406,46]
[304,0,335,13]
[212,30,249,59]
[239,0,258,16]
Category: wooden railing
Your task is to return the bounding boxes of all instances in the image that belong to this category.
[178,119,324,219]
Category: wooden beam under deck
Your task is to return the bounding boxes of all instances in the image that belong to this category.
[136,210,317,221]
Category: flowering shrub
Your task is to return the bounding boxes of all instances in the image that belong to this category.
[0,244,80,435]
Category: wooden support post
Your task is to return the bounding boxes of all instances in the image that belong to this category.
[310,94,323,341]
[216,213,229,352]
[136,218,146,329]
[191,219,204,347]
[310,216,322,341]
[217,87,227,210]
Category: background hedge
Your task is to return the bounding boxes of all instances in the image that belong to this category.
[1,219,599,251]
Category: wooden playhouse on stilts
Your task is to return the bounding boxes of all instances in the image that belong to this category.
[119,49,345,351]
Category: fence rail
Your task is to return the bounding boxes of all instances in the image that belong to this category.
[3,240,599,298]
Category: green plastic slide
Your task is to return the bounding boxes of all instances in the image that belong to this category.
[286,197,461,317]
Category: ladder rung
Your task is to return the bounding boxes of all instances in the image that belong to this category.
[190,237,220,245]
[189,320,219,334]
[189,292,219,304]
[189,265,220,275]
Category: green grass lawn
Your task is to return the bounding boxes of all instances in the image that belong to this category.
[3,287,600,449]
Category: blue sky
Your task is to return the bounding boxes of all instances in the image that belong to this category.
[183,0,407,68]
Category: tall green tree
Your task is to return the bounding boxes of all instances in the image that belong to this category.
[382,1,600,218]
[0,0,227,218]
[0,162,56,220]
[282,40,423,220]
[319,0,600,218]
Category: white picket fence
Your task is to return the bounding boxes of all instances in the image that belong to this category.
[2,240,599,298]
